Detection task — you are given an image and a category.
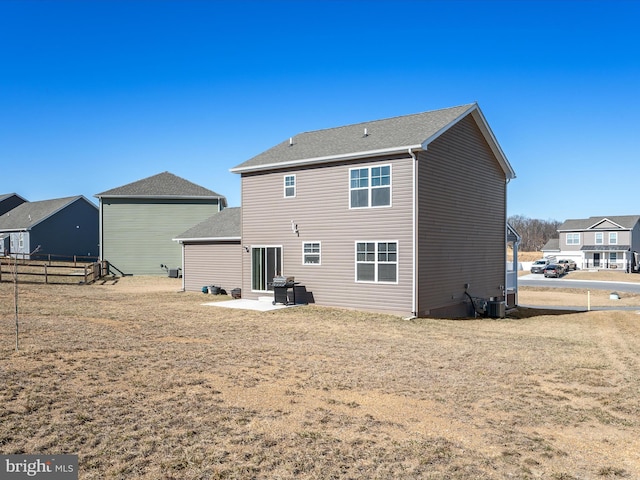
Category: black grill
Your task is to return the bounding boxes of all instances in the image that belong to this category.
[271,276,297,305]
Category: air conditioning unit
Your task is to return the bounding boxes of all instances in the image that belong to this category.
[487,301,505,318]
[168,268,182,278]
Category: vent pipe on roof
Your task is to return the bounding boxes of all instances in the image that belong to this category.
[363,128,368,137]
[289,137,294,146]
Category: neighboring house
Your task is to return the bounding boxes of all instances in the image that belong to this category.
[173,207,242,293]
[0,193,27,216]
[543,215,640,271]
[0,193,28,255]
[228,103,516,318]
[95,171,227,276]
[0,196,98,260]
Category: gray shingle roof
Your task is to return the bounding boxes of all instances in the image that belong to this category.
[0,196,95,230]
[558,215,640,231]
[0,193,27,203]
[174,207,241,240]
[230,103,514,178]
[542,238,560,251]
[95,171,226,201]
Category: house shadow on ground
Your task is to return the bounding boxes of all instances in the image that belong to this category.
[506,306,585,319]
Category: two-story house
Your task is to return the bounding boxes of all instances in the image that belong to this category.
[95,172,227,276]
[229,103,516,318]
[544,216,640,271]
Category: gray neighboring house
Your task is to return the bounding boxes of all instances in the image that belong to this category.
[95,171,227,276]
[0,196,98,259]
[230,103,516,318]
[543,215,640,271]
[173,207,242,293]
[0,193,27,216]
[0,193,28,254]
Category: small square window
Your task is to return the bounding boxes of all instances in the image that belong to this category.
[303,242,321,265]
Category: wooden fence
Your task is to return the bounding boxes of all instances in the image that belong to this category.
[0,258,109,285]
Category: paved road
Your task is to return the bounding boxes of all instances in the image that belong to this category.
[519,273,640,294]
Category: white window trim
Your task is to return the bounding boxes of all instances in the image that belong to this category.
[302,241,321,266]
[595,232,603,244]
[354,240,399,284]
[250,245,284,293]
[609,232,618,244]
[284,174,296,198]
[348,164,392,209]
[566,233,580,245]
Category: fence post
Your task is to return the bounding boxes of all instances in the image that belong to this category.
[84,265,88,284]
[44,264,48,284]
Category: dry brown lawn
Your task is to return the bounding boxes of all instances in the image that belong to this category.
[2,276,640,479]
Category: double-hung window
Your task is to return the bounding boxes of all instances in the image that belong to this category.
[595,232,603,244]
[284,175,296,198]
[350,165,391,208]
[566,233,580,245]
[609,232,618,244]
[303,242,321,265]
[355,241,397,283]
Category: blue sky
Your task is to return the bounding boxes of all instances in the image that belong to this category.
[1,0,638,222]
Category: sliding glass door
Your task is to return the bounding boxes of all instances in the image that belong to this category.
[251,246,282,291]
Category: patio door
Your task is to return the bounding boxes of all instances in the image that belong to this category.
[251,246,282,291]
[593,253,601,267]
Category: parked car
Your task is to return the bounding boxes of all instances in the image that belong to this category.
[543,264,565,278]
[557,259,576,271]
[530,259,549,274]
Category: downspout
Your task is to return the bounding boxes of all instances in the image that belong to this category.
[505,178,510,303]
[409,148,418,318]
[180,241,186,292]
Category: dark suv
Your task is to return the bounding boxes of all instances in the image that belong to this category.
[544,264,564,278]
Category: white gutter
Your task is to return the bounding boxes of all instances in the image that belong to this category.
[230,144,424,174]
[172,236,241,243]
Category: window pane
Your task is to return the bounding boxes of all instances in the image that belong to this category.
[351,189,369,208]
[357,263,375,281]
[378,263,397,282]
[285,187,295,197]
[371,186,390,206]
[304,255,320,264]
[351,169,368,188]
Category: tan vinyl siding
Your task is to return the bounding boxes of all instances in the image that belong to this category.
[581,230,630,246]
[183,241,242,293]
[560,232,582,251]
[102,199,220,275]
[241,154,414,316]
[417,115,506,316]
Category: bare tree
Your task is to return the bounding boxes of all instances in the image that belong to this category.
[508,215,561,252]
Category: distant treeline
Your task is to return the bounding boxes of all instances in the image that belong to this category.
[508,215,561,252]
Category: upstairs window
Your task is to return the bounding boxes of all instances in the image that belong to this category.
[595,232,603,244]
[609,232,618,244]
[284,175,296,198]
[566,233,580,245]
[350,165,391,208]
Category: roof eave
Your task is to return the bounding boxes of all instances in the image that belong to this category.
[229,145,424,174]
[173,236,241,243]
[95,194,225,201]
